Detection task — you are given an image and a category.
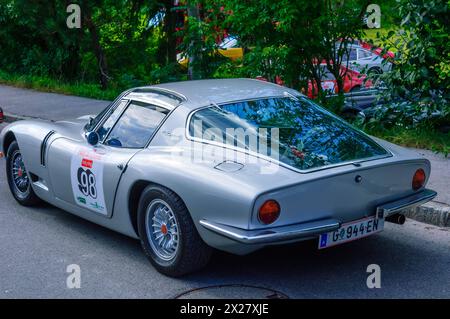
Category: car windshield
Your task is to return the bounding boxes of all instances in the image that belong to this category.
[84,103,111,131]
[189,97,389,171]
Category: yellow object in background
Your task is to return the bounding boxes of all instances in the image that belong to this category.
[220,47,243,60]
[178,47,243,69]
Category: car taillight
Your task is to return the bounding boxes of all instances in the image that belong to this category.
[258,200,280,225]
[0,107,4,123]
[412,169,426,191]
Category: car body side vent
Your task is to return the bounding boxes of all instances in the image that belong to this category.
[40,130,55,166]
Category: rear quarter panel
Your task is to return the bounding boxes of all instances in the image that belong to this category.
[116,147,259,229]
[251,158,430,229]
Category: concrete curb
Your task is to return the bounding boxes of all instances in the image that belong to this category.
[402,201,450,227]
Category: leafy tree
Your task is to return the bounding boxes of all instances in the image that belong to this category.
[362,0,449,130]
[179,0,367,109]
[79,0,163,88]
[0,0,81,80]
[176,0,229,80]
[0,0,168,89]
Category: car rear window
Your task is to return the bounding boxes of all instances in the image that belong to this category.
[189,96,389,171]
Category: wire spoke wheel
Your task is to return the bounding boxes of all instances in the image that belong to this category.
[5,141,40,206]
[145,199,180,261]
[138,185,212,276]
[10,151,29,195]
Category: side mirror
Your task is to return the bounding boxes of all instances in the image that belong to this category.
[86,131,99,146]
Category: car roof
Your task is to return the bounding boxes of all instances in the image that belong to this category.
[130,78,297,109]
[347,43,371,51]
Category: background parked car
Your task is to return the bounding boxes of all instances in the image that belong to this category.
[306,63,373,98]
[340,43,392,75]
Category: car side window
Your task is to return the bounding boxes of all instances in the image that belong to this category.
[104,101,169,148]
[349,48,357,61]
[320,65,335,80]
[97,100,128,142]
[358,49,372,59]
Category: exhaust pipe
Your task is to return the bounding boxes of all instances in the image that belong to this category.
[385,213,406,225]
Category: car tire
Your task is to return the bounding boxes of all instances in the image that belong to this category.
[137,185,212,277]
[6,141,41,206]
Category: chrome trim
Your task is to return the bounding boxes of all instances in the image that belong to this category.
[129,86,188,103]
[87,89,133,133]
[33,180,49,192]
[376,188,437,219]
[100,99,131,144]
[88,86,186,134]
[199,218,340,244]
[124,95,176,111]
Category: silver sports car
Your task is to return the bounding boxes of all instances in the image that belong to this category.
[0,79,436,276]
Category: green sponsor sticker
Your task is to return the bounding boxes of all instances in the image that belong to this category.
[90,202,105,211]
[77,196,86,204]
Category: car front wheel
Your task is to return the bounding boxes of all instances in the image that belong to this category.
[6,141,41,206]
[137,185,212,277]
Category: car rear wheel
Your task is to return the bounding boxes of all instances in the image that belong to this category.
[6,141,41,206]
[137,185,212,277]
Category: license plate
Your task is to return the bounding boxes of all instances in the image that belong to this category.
[318,216,384,249]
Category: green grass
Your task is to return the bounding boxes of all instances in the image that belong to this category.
[363,126,450,157]
[0,70,118,101]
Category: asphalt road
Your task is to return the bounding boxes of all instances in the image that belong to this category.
[0,85,109,121]
[0,138,449,298]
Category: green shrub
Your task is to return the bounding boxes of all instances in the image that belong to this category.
[362,0,449,130]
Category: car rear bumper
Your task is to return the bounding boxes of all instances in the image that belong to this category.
[200,218,340,245]
[199,188,437,245]
[376,188,436,218]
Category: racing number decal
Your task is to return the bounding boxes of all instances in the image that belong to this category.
[77,167,97,199]
[70,149,107,215]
